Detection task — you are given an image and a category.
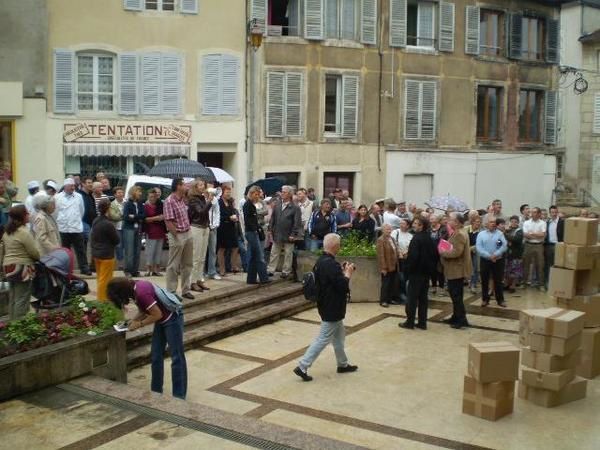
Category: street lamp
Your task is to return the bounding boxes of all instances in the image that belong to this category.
[249,18,263,50]
[247,18,264,189]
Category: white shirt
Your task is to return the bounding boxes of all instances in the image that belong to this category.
[391,229,413,255]
[547,218,559,244]
[522,218,547,244]
[383,211,402,230]
[298,199,313,230]
[55,191,85,233]
[209,197,220,230]
[25,195,37,229]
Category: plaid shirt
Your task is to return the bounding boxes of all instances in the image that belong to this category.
[164,193,190,233]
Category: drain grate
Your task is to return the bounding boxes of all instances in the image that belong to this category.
[57,383,298,450]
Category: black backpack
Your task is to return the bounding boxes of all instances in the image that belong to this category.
[302,263,319,302]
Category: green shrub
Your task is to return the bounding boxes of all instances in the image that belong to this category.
[310,231,377,257]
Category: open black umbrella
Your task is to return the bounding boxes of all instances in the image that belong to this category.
[245,177,284,197]
[148,158,216,183]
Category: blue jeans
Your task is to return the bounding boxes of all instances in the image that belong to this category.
[299,320,348,371]
[245,231,269,283]
[470,251,479,288]
[123,228,141,275]
[307,238,323,252]
[207,229,218,277]
[150,313,187,399]
[115,229,124,262]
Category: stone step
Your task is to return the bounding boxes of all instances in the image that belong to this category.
[127,295,312,369]
[126,282,303,349]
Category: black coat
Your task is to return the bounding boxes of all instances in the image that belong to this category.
[315,253,350,322]
[405,231,437,277]
[90,216,120,259]
[545,218,564,243]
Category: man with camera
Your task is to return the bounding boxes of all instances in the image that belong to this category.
[294,233,358,382]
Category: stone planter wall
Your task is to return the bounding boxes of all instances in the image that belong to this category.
[0,330,127,401]
[297,251,380,302]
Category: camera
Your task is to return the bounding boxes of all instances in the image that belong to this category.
[206,188,218,195]
[342,262,356,271]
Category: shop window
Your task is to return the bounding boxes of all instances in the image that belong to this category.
[477,86,503,142]
[323,172,354,199]
[77,54,115,112]
[0,122,14,182]
[519,89,543,142]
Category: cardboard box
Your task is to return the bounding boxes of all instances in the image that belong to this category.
[519,310,543,346]
[564,217,598,246]
[548,268,597,299]
[520,307,585,339]
[518,377,587,407]
[521,367,576,391]
[468,342,520,383]
[522,347,582,373]
[529,331,582,356]
[554,242,566,268]
[556,294,600,328]
[462,375,515,421]
[577,328,600,379]
[575,270,599,296]
[563,244,600,270]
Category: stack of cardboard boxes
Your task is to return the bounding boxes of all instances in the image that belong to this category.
[462,342,520,420]
[519,307,588,407]
[549,217,600,379]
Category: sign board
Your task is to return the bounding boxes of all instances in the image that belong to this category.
[63,122,192,144]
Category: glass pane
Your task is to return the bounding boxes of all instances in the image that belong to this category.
[489,88,498,139]
[98,95,113,111]
[98,74,113,93]
[407,4,418,46]
[476,87,486,137]
[145,0,158,10]
[98,57,113,74]
[417,2,434,47]
[288,0,300,36]
[162,0,175,10]
[78,74,93,93]
[521,18,529,55]
[530,19,538,56]
[325,0,339,38]
[479,14,488,47]
[78,94,93,110]
[519,90,527,140]
[78,56,93,73]
[531,92,539,140]
[325,76,339,132]
[80,156,128,187]
[0,122,14,181]
[341,0,355,40]
[490,14,498,49]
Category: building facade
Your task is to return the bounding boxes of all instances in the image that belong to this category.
[250,0,561,213]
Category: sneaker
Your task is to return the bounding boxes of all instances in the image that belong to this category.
[380,302,389,308]
[293,366,313,382]
[211,274,222,280]
[337,364,358,374]
[182,292,195,300]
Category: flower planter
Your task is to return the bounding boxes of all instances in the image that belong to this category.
[296,251,381,302]
[0,330,126,401]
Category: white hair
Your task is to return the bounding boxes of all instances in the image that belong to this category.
[281,185,295,195]
[32,192,55,212]
[323,233,341,251]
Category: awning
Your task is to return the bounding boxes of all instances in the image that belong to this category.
[63,142,190,157]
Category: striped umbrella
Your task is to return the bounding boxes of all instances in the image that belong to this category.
[148,159,216,183]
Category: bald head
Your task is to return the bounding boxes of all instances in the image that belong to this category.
[323,233,341,255]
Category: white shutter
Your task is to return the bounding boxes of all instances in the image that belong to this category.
[404,80,420,139]
[342,74,359,138]
[118,53,139,115]
[341,0,356,40]
[53,49,74,114]
[305,0,324,40]
[417,2,434,47]
[180,0,198,14]
[544,91,557,145]
[201,54,221,115]
[465,6,480,55]
[266,72,285,137]
[360,0,377,45]
[325,0,338,38]
[161,53,182,115]
[438,2,455,52]
[250,0,267,34]
[421,81,437,140]
[286,73,303,136]
[594,93,600,134]
[141,53,161,115]
[546,19,560,64]
[390,0,407,47]
[123,0,142,11]
[221,55,240,115]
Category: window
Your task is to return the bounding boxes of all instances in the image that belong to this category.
[202,54,240,116]
[77,54,115,112]
[391,0,453,51]
[407,0,435,48]
[477,86,502,142]
[404,80,436,140]
[0,122,14,182]
[268,0,302,36]
[266,71,304,137]
[479,10,503,56]
[323,73,359,137]
[326,0,357,40]
[124,0,197,14]
[521,17,545,61]
[324,172,354,199]
[145,0,175,11]
[519,89,543,142]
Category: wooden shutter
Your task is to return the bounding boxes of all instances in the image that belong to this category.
[201,54,220,115]
[286,73,303,136]
[546,18,559,64]
[421,81,437,140]
[53,49,74,113]
[141,53,161,115]
[161,53,182,115]
[180,0,198,14]
[404,80,420,140]
[266,72,285,137]
[465,6,480,55]
[544,91,557,145]
[118,53,139,115]
[342,74,359,138]
[221,55,240,115]
[593,93,600,134]
[123,0,142,11]
[361,0,377,45]
[509,13,523,59]
[439,2,455,52]
[390,0,407,47]
[250,0,267,34]
[305,0,324,40]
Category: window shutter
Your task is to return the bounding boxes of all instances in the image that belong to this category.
[544,91,557,145]
[118,53,139,115]
[390,0,407,47]
[421,81,437,140]
[53,49,74,114]
[404,80,421,140]
[285,73,303,136]
[161,53,182,115]
[141,53,161,115]
[438,2,455,52]
[341,0,356,40]
[180,0,198,14]
[123,0,142,11]
[342,75,359,138]
[201,54,221,115]
[465,6,480,55]
[250,0,267,34]
[594,93,600,134]
[305,0,324,40]
[417,2,434,47]
[360,0,377,45]
[546,18,560,64]
[509,14,523,59]
[221,55,240,115]
[266,72,285,137]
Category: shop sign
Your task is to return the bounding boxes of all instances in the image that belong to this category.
[63,122,192,144]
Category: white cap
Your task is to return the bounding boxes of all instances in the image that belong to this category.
[63,178,75,187]
[46,180,59,191]
[27,180,40,190]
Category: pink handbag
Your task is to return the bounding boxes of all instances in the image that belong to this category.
[437,239,453,254]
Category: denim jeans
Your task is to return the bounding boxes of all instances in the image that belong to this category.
[470,251,479,288]
[150,313,187,399]
[307,238,323,252]
[206,228,218,277]
[115,229,124,263]
[123,228,141,275]
[245,231,269,283]
[298,320,348,371]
